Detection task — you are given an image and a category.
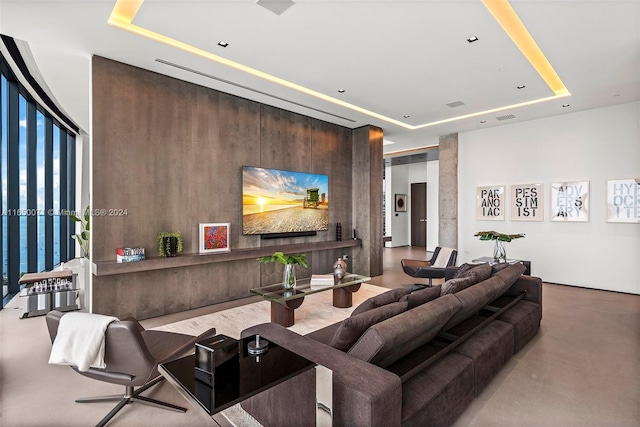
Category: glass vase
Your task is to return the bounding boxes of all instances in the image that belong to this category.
[493,240,507,263]
[282,263,296,290]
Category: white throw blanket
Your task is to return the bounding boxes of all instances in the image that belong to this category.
[433,247,454,268]
[49,312,119,372]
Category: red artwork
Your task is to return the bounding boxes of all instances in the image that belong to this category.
[205,225,228,249]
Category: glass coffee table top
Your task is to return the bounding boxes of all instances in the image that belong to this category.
[249,273,371,303]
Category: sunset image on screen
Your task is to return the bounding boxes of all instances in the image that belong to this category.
[242,166,329,235]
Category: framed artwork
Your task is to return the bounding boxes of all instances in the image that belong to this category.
[199,223,230,254]
[550,181,589,222]
[511,183,544,221]
[395,194,407,212]
[607,178,640,223]
[476,186,505,220]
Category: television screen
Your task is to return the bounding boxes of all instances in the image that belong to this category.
[242,166,329,235]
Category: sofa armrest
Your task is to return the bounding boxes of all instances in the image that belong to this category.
[504,275,542,305]
[241,323,402,427]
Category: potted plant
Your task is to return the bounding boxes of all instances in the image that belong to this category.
[474,230,525,262]
[69,206,90,259]
[157,231,184,257]
[257,251,308,290]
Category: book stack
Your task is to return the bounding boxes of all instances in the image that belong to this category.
[117,247,145,263]
[310,274,335,290]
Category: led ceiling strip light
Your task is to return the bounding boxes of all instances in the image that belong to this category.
[108,0,569,130]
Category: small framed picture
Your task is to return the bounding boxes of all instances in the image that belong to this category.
[199,223,230,254]
[395,194,407,212]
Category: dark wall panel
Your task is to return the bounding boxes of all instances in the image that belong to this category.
[91,56,380,319]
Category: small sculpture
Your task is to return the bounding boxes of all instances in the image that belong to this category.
[333,257,347,280]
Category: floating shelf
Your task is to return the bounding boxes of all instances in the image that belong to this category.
[93,239,362,276]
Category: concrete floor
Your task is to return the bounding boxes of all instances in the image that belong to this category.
[1,246,638,426]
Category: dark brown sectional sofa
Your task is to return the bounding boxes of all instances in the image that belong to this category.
[240,262,542,427]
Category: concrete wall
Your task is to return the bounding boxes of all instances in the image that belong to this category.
[458,102,639,294]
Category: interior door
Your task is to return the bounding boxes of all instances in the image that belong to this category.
[411,182,427,247]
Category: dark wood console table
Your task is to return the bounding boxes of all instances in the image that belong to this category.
[93,239,362,276]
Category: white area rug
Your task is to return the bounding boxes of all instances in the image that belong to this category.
[152,283,388,426]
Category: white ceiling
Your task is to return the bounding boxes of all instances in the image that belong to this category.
[1,0,638,155]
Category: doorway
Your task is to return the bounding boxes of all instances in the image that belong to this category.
[411,182,427,247]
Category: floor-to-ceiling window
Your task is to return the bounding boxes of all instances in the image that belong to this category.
[1,46,77,306]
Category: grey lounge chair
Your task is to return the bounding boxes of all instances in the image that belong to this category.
[46,310,217,427]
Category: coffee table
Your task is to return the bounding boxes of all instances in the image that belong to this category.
[159,334,332,426]
[250,273,371,327]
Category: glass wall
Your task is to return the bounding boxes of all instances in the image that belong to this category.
[1,52,77,304]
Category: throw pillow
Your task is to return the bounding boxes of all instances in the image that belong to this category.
[351,287,411,316]
[465,262,492,283]
[440,276,477,295]
[329,301,408,352]
[452,263,482,279]
[399,285,441,309]
[491,262,511,275]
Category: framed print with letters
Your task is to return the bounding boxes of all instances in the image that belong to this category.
[477,186,504,220]
[607,178,639,223]
[511,183,544,221]
[551,181,589,222]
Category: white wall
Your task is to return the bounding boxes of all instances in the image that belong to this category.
[385,161,440,250]
[458,102,639,294]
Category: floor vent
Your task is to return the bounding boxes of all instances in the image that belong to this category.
[496,114,516,121]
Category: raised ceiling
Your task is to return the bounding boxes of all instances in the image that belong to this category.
[1,0,638,155]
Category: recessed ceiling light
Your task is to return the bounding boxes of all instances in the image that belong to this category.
[383,140,396,146]
[517,85,526,89]
[337,89,345,93]
[467,36,479,43]
[562,104,570,107]
[403,115,410,118]
[218,41,229,48]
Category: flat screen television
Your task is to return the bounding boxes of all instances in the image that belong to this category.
[242,166,329,237]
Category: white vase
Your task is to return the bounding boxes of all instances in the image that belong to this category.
[282,263,296,290]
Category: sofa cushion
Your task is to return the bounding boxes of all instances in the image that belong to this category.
[441,276,477,296]
[330,301,408,352]
[463,262,492,283]
[351,287,412,316]
[452,263,482,278]
[496,299,541,353]
[399,285,441,309]
[451,320,514,396]
[490,262,511,275]
[493,262,526,286]
[401,351,474,427]
[442,263,527,331]
[348,294,462,367]
[442,276,505,331]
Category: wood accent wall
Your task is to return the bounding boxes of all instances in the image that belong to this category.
[91,56,381,319]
